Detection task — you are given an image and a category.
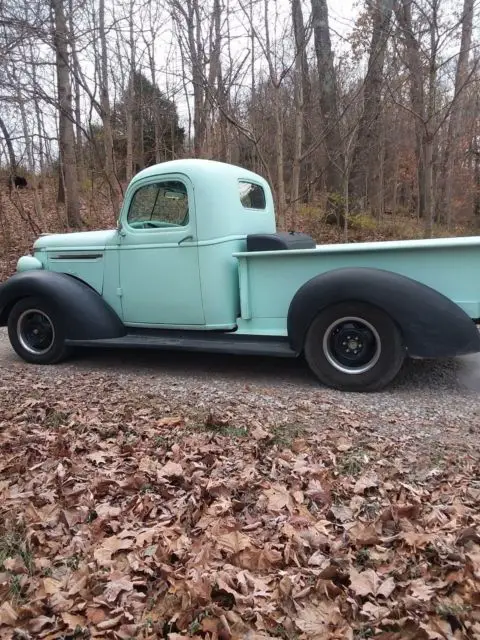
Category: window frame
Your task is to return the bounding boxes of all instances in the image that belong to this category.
[238,179,267,211]
[125,178,190,231]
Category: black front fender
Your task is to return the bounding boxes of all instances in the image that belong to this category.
[0,271,126,340]
[287,267,480,358]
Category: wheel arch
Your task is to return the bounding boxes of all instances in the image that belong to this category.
[287,267,480,358]
[0,270,126,341]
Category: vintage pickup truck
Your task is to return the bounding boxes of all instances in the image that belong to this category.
[1,158,479,392]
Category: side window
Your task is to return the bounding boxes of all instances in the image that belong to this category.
[239,181,266,210]
[127,180,189,229]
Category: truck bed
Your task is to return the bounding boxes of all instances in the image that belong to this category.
[233,235,480,335]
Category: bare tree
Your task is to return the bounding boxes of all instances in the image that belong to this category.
[0,115,17,178]
[349,0,395,217]
[99,0,122,212]
[394,0,426,219]
[440,0,475,225]
[290,0,311,223]
[311,0,345,211]
[51,0,81,227]
[126,0,135,180]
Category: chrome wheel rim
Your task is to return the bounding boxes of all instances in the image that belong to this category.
[17,309,55,355]
[323,316,381,375]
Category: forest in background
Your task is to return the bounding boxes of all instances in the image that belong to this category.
[0,0,479,259]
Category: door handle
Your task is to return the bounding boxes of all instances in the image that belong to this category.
[178,235,193,245]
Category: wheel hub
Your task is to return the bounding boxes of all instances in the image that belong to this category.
[323,317,381,375]
[17,309,55,356]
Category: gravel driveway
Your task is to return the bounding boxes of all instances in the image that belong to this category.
[0,327,479,453]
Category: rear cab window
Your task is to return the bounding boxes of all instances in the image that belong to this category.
[239,181,266,210]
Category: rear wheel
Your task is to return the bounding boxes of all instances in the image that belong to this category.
[8,297,70,364]
[304,301,405,391]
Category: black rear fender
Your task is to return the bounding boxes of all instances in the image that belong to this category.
[287,267,480,358]
[0,271,126,340]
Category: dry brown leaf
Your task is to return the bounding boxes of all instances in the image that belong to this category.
[43,576,62,595]
[61,612,86,629]
[158,460,184,477]
[0,601,17,626]
[93,535,135,566]
[354,472,379,494]
[295,601,342,637]
[157,416,184,427]
[104,577,134,602]
[347,522,379,546]
[409,579,435,601]
[361,601,390,620]
[96,613,124,630]
[49,591,74,613]
[251,425,270,440]
[330,504,353,523]
[349,568,395,598]
[216,530,253,554]
[27,615,55,633]
[377,576,396,599]
[3,557,25,572]
[264,484,295,512]
[86,607,108,625]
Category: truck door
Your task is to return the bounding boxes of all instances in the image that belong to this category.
[118,175,205,326]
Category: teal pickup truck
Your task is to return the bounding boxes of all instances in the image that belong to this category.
[1,158,480,391]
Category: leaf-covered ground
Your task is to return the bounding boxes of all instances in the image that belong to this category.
[0,364,479,640]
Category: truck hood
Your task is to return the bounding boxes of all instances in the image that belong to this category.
[34,229,118,251]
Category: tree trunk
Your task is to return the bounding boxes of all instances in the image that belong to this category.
[263,0,285,225]
[125,0,135,181]
[440,0,474,226]
[311,0,344,212]
[99,0,121,212]
[423,1,439,238]
[349,0,394,217]
[290,0,309,224]
[0,115,17,175]
[52,0,81,228]
[395,0,426,219]
[68,0,84,183]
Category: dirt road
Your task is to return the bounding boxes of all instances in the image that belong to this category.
[0,327,479,452]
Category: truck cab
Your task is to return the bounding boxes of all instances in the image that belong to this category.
[30,159,277,331]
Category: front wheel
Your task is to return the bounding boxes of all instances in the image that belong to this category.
[304,302,405,392]
[8,297,70,364]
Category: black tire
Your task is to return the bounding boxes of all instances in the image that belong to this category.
[304,301,405,392]
[7,296,71,365]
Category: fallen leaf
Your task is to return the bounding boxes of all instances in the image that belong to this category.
[251,425,270,440]
[61,612,86,629]
[43,577,62,595]
[410,579,435,601]
[104,577,134,602]
[0,601,17,625]
[158,460,184,477]
[96,613,124,630]
[264,485,295,512]
[354,472,379,494]
[295,601,342,636]
[157,416,184,427]
[350,568,395,598]
[330,504,353,523]
[216,530,253,554]
[86,607,108,625]
[94,535,135,566]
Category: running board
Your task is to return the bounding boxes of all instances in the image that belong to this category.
[66,331,298,358]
